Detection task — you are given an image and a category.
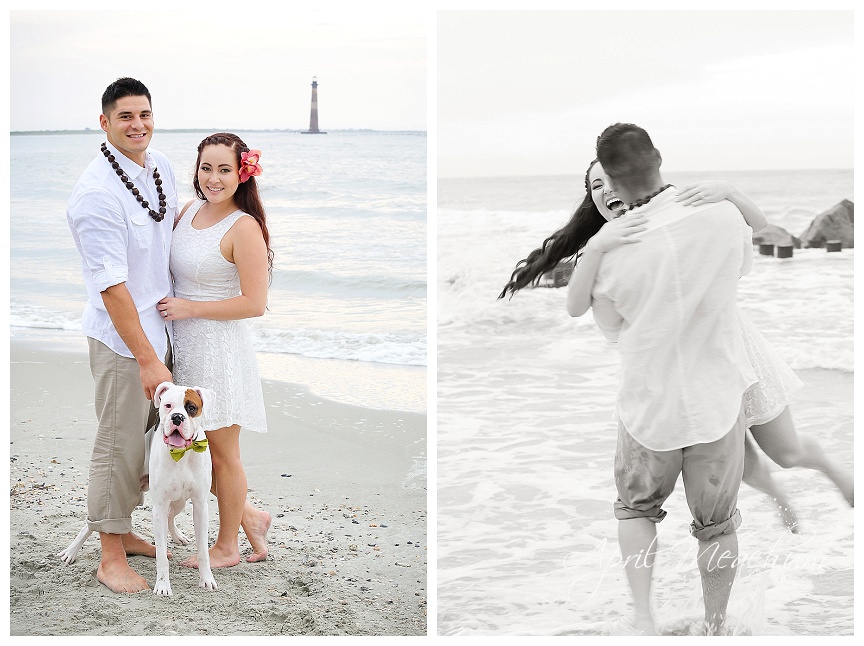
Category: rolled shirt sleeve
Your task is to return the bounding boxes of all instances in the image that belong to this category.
[68,189,129,295]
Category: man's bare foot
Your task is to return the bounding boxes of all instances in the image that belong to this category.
[244,510,271,563]
[611,614,656,636]
[696,620,750,636]
[122,532,154,557]
[122,532,171,559]
[180,543,241,569]
[96,559,149,593]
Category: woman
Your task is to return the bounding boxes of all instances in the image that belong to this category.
[157,132,274,567]
[500,160,853,528]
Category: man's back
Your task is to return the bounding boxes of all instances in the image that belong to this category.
[591,191,757,451]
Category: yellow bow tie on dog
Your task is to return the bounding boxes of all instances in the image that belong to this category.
[169,439,209,462]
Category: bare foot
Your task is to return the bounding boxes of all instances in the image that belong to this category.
[180,543,241,569]
[122,532,171,559]
[611,614,656,636]
[97,559,149,593]
[244,510,271,563]
[777,504,800,534]
[697,620,751,636]
[835,472,854,507]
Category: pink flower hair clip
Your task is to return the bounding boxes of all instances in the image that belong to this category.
[239,149,263,183]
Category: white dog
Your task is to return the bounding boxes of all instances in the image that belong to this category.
[58,382,216,596]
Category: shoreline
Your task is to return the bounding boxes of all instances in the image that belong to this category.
[10,327,427,414]
[9,339,427,635]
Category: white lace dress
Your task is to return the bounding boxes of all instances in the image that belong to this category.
[169,199,268,433]
[738,307,803,426]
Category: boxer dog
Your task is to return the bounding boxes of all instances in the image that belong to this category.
[58,382,216,596]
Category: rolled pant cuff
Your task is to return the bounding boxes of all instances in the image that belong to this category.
[689,509,741,541]
[87,517,133,535]
[613,503,668,523]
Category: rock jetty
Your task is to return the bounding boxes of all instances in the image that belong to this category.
[799,199,854,248]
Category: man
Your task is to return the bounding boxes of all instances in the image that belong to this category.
[67,77,178,593]
[587,123,757,634]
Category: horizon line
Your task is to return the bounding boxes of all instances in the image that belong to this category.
[11,127,426,135]
[439,168,854,180]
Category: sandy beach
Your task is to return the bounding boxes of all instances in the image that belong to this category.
[9,337,427,636]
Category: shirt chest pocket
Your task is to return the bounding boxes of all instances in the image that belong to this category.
[128,194,177,249]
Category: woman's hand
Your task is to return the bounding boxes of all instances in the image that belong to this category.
[676,180,734,206]
[587,214,648,253]
[676,179,768,231]
[157,297,197,321]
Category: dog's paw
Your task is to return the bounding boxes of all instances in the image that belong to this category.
[170,528,190,545]
[153,578,173,596]
[199,574,217,591]
[57,548,78,565]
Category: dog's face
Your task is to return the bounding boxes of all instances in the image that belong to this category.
[153,382,208,449]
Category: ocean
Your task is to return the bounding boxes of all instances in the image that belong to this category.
[437,169,853,635]
[10,130,427,413]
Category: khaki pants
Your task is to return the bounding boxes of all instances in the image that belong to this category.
[613,408,746,541]
[86,337,170,534]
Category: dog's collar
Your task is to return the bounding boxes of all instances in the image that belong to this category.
[169,438,209,462]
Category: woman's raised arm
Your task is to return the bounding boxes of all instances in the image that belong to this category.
[676,180,768,232]
[567,214,647,317]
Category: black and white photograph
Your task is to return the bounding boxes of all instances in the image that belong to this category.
[437,9,853,636]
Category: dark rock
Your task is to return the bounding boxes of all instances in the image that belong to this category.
[799,199,854,248]
[752,224,801,249]
[538,260,574,288]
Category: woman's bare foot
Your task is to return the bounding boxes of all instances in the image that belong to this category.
[833,471,854,507]
[180,543,241,569]
[97,559,149,593]
[776,503,800,534]
[244,510,271,563]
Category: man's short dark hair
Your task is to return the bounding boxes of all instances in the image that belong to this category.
[595,123,658,180]
[101,77,152,116]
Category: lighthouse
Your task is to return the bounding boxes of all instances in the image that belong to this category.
[302,76,327,135]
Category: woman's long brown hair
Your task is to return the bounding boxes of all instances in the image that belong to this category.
[498,160,607,299]
[193,132,274,279]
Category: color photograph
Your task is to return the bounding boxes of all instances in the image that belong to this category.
[437,9,853,636]
[9,9,427,636]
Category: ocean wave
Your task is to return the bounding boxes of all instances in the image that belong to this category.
[10,304,427,368]
[272,269,426,297]
[253,327,426,367]
[9,306,82,332]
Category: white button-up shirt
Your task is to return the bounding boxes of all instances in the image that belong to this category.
[591,189,757,451]
[67,141,178,360]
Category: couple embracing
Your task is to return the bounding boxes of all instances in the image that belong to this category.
[502,123,852,634]
[66,77,273,593]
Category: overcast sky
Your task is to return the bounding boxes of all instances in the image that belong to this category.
[438,10,854,176]
[10,9,426,132]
